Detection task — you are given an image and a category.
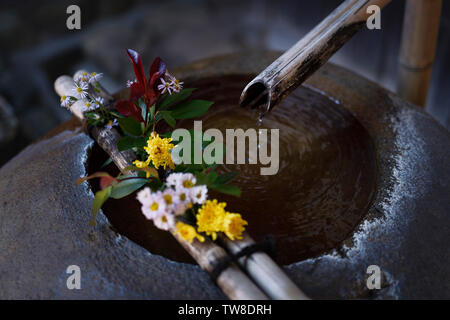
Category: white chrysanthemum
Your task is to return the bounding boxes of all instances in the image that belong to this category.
[190,185,208,205]
[166,172,197,191]
[60,95,72,108]
[137,187,151,203]
[73,82,89,99]
[89,72,103,84]
[172,188,192,215]
[162,188,179,209]
[157,78,174,95]
[173,201,189,216]
[166,172,181,188]
[137,189,167,220]
[153,211,175,231]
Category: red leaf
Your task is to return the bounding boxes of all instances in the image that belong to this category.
[145,72,163,105]
[115,100,144,123]
[100,176,116,190]
[149,57,166,92]
[149,57,166,78]
[129,81,144,102]
[126,49,147,92]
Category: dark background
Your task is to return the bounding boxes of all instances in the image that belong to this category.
[0,0,449,166]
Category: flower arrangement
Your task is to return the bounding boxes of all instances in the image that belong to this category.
[71,49,246,244]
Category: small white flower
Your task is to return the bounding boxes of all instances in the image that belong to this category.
[153,211,175,231]
[75,72,90,84]
[83,101,93,112]
[89,72,103,84]
[137,189,167,220]
[92,97,104,110]
[73,82,89,99]
[190,185,208,205]
[157,78,174,95]
[105,118,118,129]
[126,79,136,88]
[166,72,176,83]
[171,79,184,93]
[60,95,72,108]
[166,72,183,93]
[166,172,197,191]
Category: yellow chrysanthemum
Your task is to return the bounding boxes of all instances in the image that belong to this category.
[133,159,158,178]
[133,159,150,168]
[196,199,227,240]
[144,133,175,170]
[174,222,205,244]
[223,213,248,240]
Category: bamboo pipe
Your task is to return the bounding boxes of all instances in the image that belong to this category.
[220,233,309,300]
[240,0,391,113]
[54,74,268,300]
[397,0,442,107]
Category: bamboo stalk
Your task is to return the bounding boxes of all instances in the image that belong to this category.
[240,0,391,113]
[220,233,309,300]
[397,0,442,107]
[54,74,268,300]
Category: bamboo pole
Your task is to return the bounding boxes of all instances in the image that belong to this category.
[220,233,309,300]
[240,0,391,113]
[397,0,442,107]
[54,74,268,300]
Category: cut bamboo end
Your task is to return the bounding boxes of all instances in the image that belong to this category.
[240,0,391,113]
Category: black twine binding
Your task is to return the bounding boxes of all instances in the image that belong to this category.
[209,235,276,283]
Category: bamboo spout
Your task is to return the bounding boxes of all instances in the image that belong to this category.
[240,0,391,113]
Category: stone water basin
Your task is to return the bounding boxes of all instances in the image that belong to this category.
[0,52,449,299]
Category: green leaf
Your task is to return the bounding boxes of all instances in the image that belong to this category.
[150,104,156,121]
[171,100,213,119]
[118,116,143,136]
[137,98,147,121]
[100,157,113,169]
[210,184,241,197]
[91,186,111,226]
[160,111,176,128]
[110,178,147,199]
[215,171,238,185]
[195,171,219,186]
[117,136,146,151]
[160,88,196,109]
